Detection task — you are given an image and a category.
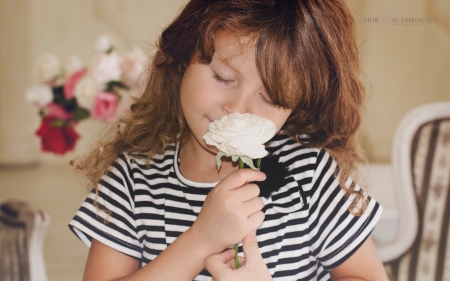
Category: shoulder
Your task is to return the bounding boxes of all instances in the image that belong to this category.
[118,144,177,173]
[100,145,177,195]
[267,134,323,176]
[267,134,346,196]
[126,144,176,162]
[263,135,325,202]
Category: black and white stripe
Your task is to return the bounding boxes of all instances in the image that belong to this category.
[69,134,382,281]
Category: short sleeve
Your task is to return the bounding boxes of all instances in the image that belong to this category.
[68,154,142,260]
[307,149,383,271]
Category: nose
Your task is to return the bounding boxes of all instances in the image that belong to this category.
[222,92,251,115]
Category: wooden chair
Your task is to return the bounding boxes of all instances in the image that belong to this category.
[382,102,450,281]
[0,200,50,281]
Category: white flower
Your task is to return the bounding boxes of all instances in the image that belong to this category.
[94,35,114,54]
[25,85,53,107]
[74,75,101,109]
[36,53,61,82]
[203,113,277,163]
[88,51,122,86]
[63,55,83,77]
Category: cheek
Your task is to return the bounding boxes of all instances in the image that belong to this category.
[180,70,215,106]
[180,77,201,113]
[271,109,292,131]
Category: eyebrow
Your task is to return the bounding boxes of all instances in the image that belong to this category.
[213,55,241,75]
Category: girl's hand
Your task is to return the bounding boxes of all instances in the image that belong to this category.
[190,169,266,252]
[205,230,273,281]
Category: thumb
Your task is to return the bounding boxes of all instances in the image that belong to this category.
[205,249,235,276]
[242,230,263,266]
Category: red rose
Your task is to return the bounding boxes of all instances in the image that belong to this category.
[35,117,80,155]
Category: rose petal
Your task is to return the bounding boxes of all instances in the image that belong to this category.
[202,113,277,159]
[243,146,268,159]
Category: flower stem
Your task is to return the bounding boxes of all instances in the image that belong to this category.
[239,158,245,169]
[234,158,245,269]
[234,244,240,269]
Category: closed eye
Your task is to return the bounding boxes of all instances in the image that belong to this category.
[260,93,277,107]
[213,72,233,85]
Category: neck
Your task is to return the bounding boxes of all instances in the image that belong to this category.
[178,134,237,183]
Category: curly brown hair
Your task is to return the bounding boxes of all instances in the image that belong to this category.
[73,0,368,214]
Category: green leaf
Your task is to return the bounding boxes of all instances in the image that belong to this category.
[106,46,114,54]
[216,151,230,170]
[51,119,65,128]
[52,86,77,111]
[239,156,259,170]
[215,152,261,171]
[106,81,129,93]
[73,107,90,121]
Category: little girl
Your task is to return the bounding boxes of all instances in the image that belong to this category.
[69,0,388,280]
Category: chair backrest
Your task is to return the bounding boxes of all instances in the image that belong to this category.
[0,200,50,281]
[384,102,450,281]
[0,201,34,281]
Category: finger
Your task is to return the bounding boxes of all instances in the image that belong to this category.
[235,183,261,201]
[243,197,264,216]
[227,256,246,269]
[242,230,264,266]
[206,248,235,265]
[220,169,266,190]
[247,211,265,230]
[220,248,236,263]
[205,252,234,277]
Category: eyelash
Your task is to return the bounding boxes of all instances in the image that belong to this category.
[213,71,277,107]
[260,94,276,106]
[213,72,233,85]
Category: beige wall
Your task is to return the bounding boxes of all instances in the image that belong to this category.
[1,0,449,165]
[353,0,450,162]
[0,1,36,164]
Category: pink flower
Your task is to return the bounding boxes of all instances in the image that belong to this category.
[64,70,86,99]
[121,47,146,87]
[91,92,118,121]
[46,103,72,120]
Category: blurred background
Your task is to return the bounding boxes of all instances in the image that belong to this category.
[0,0,449,280]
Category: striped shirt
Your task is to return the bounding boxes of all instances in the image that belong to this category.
[69,134,382,280]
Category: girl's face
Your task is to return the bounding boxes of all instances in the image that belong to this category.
[180,30,292,155]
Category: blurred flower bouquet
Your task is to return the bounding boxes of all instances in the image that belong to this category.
[26,35,146,155]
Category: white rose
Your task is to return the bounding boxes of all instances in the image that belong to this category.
[203,113,277,159]
[36,53,61,82]
[63,55,83,77]
[88,51,122,86]
[25,85,53,107]
[74,75,100,109]
[94,34,114,53]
